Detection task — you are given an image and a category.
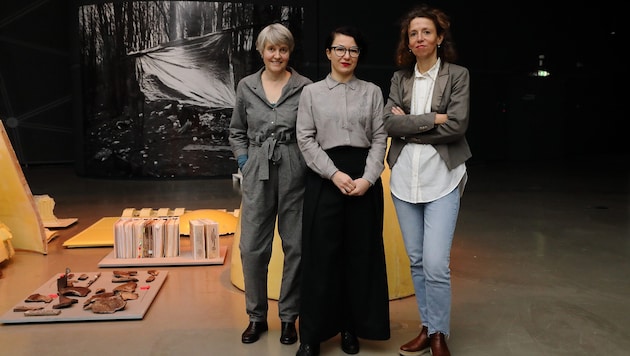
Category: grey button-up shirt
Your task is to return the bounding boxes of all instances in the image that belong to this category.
[296,74,387,185]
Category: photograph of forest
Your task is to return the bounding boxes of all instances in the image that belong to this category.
[77,1,306,178]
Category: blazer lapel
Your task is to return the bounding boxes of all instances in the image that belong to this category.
[432,62,449,110]
[402,72,415,112]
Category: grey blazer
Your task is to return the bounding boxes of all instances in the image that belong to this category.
[383,61,472,170]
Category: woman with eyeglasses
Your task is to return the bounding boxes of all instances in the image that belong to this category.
[295,25,390,356]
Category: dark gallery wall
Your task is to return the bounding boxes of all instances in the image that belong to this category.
[311,1,628,162]
[0,0,626,171]
[0,0,75,165]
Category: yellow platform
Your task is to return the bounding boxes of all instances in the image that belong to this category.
[230,162,414,300]
[63,210,238,248]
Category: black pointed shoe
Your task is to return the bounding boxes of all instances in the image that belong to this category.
[341,331,359,354]
[241,321,268,344]
[280,321,298,345]
[296,343,320,356]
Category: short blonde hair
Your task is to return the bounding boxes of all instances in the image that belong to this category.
[255,23,295,55]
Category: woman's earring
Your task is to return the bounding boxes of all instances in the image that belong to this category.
[438,44,441,48]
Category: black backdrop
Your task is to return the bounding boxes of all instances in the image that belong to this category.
[0,0,626,176]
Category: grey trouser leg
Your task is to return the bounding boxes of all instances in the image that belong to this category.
[239,144,304,322]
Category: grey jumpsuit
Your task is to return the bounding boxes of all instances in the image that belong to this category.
[229,66,312,323]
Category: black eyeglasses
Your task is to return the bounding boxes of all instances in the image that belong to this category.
[329,45,360,58]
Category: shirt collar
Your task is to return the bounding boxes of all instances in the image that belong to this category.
[325,73,358,90]
[414,58,441,80]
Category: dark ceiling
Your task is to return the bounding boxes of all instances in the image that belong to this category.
[0,0,627,167]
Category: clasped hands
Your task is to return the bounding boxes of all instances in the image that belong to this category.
[332,171,370,196]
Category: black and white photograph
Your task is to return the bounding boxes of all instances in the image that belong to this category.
[78,1,307,177]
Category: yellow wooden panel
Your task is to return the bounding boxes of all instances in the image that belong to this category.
[62,217,120,248]
[179,209,237,236]
[0,121,47,254]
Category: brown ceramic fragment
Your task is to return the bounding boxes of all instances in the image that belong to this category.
[24,309,61,316]
[13,305,44,312]
[25,293,53,303]
[89,294,126,314]
[53,295,78,309]
[113,281,137,293]
[111,276,139,283]
[113,270,137,277]
[118,291,139,300]
[59,286,91,297]
[83,292,116,308]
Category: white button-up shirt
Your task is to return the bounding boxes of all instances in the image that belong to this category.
[390,58,466,203]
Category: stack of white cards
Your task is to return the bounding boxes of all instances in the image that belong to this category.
[188,219,220,260]
[113,217,180,259]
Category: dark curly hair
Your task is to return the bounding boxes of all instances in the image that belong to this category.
[394,4,457,68]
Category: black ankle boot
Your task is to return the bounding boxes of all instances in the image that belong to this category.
[341,331,359,354]
[296,343,320,356]
[280,322,297,345]
[241,321,268,344]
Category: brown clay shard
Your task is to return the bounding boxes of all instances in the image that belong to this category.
[59,286,91,297]
[113,270,137,277]
[118,291,139,300]
[83,292,115,308]
[24,309,62,316]
[25,293,53,303]
[13,305,44,312]
[112,276,139,283]
[53,295,79,309]
[146,275,156,282]
[89,294,126,314]
[113,281,137,293]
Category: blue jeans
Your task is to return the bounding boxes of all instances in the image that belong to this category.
[392,188,460,337]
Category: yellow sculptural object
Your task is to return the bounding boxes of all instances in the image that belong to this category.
[230,140,414,300]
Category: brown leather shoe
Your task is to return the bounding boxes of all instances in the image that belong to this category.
[429,332,451,356]
[399,326,429,356]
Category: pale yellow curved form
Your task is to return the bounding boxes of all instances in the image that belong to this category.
[231,140,414,300]
[179,209,238,236]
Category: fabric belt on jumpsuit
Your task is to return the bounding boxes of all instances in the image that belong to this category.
[249,132,296,181]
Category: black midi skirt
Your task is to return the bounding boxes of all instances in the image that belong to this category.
[298,146,391,343]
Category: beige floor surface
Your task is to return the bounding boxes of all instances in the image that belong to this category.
[1,158,628,356]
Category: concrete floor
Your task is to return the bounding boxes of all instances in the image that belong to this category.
[1,156,628,356]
